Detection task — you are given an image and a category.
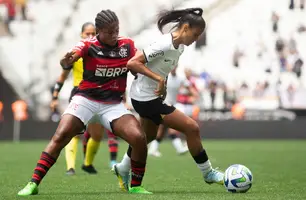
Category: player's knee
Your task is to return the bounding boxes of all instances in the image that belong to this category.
[130,130,147,148]
[186,119,200,137]
[52,130,73,145]
[134,131,146,144]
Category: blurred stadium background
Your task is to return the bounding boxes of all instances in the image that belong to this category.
[0,0,305,199]
[1,0,306,139]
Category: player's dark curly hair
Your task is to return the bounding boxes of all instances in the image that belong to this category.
[157,7,205,33]
[95,9,119,29]
[81,22,94,33]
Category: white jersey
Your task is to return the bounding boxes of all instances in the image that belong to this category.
[164,74,183,105]
[130,33,184,101]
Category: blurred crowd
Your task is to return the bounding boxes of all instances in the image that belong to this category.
[0,0,306,121]
[271,0,305,78]
[218,0,306,110]
[233,3,305,77]
[179,69,303,111]
[0,0,31,36]
[289,0,305,10]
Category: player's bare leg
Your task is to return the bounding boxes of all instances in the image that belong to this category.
[163,109,224,185]
[114,117,159,190]
[111,115,152,194]
[18,114,85,196]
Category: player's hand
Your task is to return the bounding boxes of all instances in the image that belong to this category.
[60,51,76,68]
[50,99,58,112]
[124,103,133,110]
[155,77,166,97]
[161,89,167,101]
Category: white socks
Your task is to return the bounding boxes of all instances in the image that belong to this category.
[172,138,186,153]
[149,138,187,154]
[196,160,212,176]
[116,153,131,172]
[148,140,160,154]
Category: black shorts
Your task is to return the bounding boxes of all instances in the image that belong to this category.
[69,87,78,102]
[131,98,175,125]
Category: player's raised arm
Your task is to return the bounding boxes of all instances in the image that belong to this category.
[127,51,166,96]
[128,51,164,81]
[127,37,174,97]
[53,22,95,112]
[50,68,71,112]
[60,37,90,68]
[60,51,80,69]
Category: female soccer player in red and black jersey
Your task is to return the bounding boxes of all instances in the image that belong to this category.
[114,7,224,190]
[18,9,151,196]
[50,22,119,175]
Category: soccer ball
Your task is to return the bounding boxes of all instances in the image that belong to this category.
[224,164,253,193]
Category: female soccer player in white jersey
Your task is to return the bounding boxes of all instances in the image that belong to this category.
[113,7,224,191]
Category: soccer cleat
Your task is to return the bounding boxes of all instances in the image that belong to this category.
[17,182,38,196]
[148,150,162,157]
[112,164,130,192]
[177,146,189,155]
[204,168,224,185]
[81,164,98,174]
[109,160,117,169]
[66,168,76,175]
[129,186,153,194]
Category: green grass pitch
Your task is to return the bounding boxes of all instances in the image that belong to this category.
[0,140,305,200]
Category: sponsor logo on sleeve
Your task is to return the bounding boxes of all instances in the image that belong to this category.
[148,50,164,59]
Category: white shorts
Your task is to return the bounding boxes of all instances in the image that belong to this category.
[175,103,194,117]
[63,95,132,131]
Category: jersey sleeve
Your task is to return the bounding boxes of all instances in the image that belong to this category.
[143,38,171,62]
[72,39,89,57]
[129,40,137,58]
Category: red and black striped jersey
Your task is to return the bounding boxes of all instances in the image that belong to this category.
[72,36,137,103]
[176,78,198,104]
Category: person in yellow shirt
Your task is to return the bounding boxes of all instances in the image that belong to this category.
[15,0,28,20]
[50,22,119,175]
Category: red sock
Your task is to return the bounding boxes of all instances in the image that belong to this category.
[107,130,118,161]
[83,131,90,157]
[131,159,146,187]
[31,152,56,185]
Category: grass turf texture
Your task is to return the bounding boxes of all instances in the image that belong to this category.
[0,140,305,200]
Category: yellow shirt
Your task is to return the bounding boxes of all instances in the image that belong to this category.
[72,58,83,87]
[15,0,27,6]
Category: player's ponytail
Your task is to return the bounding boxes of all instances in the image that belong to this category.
[157,7,205,33]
